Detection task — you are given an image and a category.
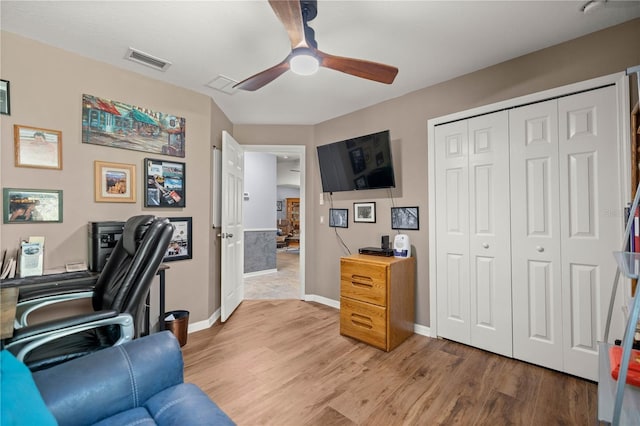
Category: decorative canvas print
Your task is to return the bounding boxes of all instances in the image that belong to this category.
[82,94,186,158]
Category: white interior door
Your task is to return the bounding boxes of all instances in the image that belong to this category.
[467,111,512,357]
[558,86,620,380]
[221,131,244,322]
[510,99,564,371]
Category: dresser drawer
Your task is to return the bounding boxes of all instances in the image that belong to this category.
[340,259,387,306]
[340,297,387,350]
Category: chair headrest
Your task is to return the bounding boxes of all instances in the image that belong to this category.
[122,215,156,255]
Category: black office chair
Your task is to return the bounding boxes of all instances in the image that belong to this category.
[4,215,174,371]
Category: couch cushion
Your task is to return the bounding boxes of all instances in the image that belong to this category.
[92,407,156,426]
[0,350,57,426]
[145,383,235,425]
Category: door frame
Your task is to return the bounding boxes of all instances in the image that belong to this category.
[427,71,631,339]
[243,144,306,299]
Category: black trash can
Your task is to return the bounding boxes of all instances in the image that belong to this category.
[164,310,189,347]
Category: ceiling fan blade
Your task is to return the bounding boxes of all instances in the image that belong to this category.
[316,50,398,84]
[268,0,306,49]
[233,58,291,91]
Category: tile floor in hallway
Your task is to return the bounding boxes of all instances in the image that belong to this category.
[244,250,300,299]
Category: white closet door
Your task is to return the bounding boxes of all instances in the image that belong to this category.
[435,112,512,356]
[468,111,513,357]
[435,120,471,344]
[510,100,564,371]
[558,86,619,381]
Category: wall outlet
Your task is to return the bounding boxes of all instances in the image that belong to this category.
[320,215,324,224]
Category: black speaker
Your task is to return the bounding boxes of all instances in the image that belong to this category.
[381,235,389,250]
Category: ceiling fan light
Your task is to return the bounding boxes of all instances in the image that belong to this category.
[290,54,319,76]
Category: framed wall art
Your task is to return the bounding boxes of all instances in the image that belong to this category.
[14,125,62,170]
[164,217,192,262]
[94,161,136,203]
[391,206,419,230]
[144,158,186,208]
[0,80,10,115]
[354,202,376,223]
[3,188,63,223]
[329,208,348,228]
[82,94,186,158]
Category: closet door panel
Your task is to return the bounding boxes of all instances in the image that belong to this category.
[468,111,513,357]
[510,100,564,371]
[558,85,620,381]
[435,121,471,344]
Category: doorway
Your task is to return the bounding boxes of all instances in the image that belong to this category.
[242,145,305,300]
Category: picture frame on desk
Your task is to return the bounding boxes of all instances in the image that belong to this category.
[164,217,192,262]
[3,188,63,223]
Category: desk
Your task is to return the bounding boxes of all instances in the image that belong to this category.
[1,288,19,339]
[1,266,169,339]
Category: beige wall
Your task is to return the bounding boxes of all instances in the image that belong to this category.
[237,19,640,326]
[2,19,639,330]
[0,32,233,324]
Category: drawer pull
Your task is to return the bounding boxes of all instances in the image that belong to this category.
[351,313,373,329]
[351,275,373,288]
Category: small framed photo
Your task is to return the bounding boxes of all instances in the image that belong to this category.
[329,208,348,228]
[164,217,192,262]
[94,161,136,203]
[277,200,283,211]
[354,202,376,223]
[3,188,63,223]
[144,158,186,208]
[391,206,419,230]
[0,80,9,115]
[14,124,62,170]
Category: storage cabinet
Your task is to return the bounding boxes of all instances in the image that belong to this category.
[285,197,300,245]
[340,254,415,351]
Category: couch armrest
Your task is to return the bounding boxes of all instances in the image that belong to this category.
[32,331,183,426]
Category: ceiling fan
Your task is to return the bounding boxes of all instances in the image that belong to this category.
[233,0,399,91]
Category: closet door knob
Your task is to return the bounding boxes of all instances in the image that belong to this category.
[482,243,489,249]
[536,246,544,252]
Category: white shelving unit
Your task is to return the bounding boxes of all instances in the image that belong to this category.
[599,65,640,426]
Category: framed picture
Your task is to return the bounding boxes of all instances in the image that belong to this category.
[391,206,419,230]
[94,161,136,203]
[0,80,9,115]
[144,158,186,208]
[329,208,348,228]
[277,200,283,211]
[354,202,376,223]
[82,94,186,158]
[164,217,192,262]
[3,188,63,223]
[14,125,62,170]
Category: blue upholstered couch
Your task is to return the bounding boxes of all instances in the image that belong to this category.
[1,331,234,426]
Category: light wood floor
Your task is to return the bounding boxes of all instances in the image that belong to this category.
[244,252,300,299]
[182,300,596,425]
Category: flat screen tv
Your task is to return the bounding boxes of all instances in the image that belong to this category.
[317,130,395,193]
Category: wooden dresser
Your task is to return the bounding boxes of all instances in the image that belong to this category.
[340,254,415,351]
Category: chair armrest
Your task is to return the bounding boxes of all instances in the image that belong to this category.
[16,290,94,328]
[33,331,184,426]
[4,311,136,363]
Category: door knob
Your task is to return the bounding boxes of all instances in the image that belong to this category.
[536,246,544,252]
[482,243,489,249]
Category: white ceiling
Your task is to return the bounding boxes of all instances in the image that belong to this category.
[2,1,639,125]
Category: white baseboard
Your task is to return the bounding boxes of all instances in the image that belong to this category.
[185,297,430,337]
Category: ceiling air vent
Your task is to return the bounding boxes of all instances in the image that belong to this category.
[206,75,239,95]
[125,47,171,71]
